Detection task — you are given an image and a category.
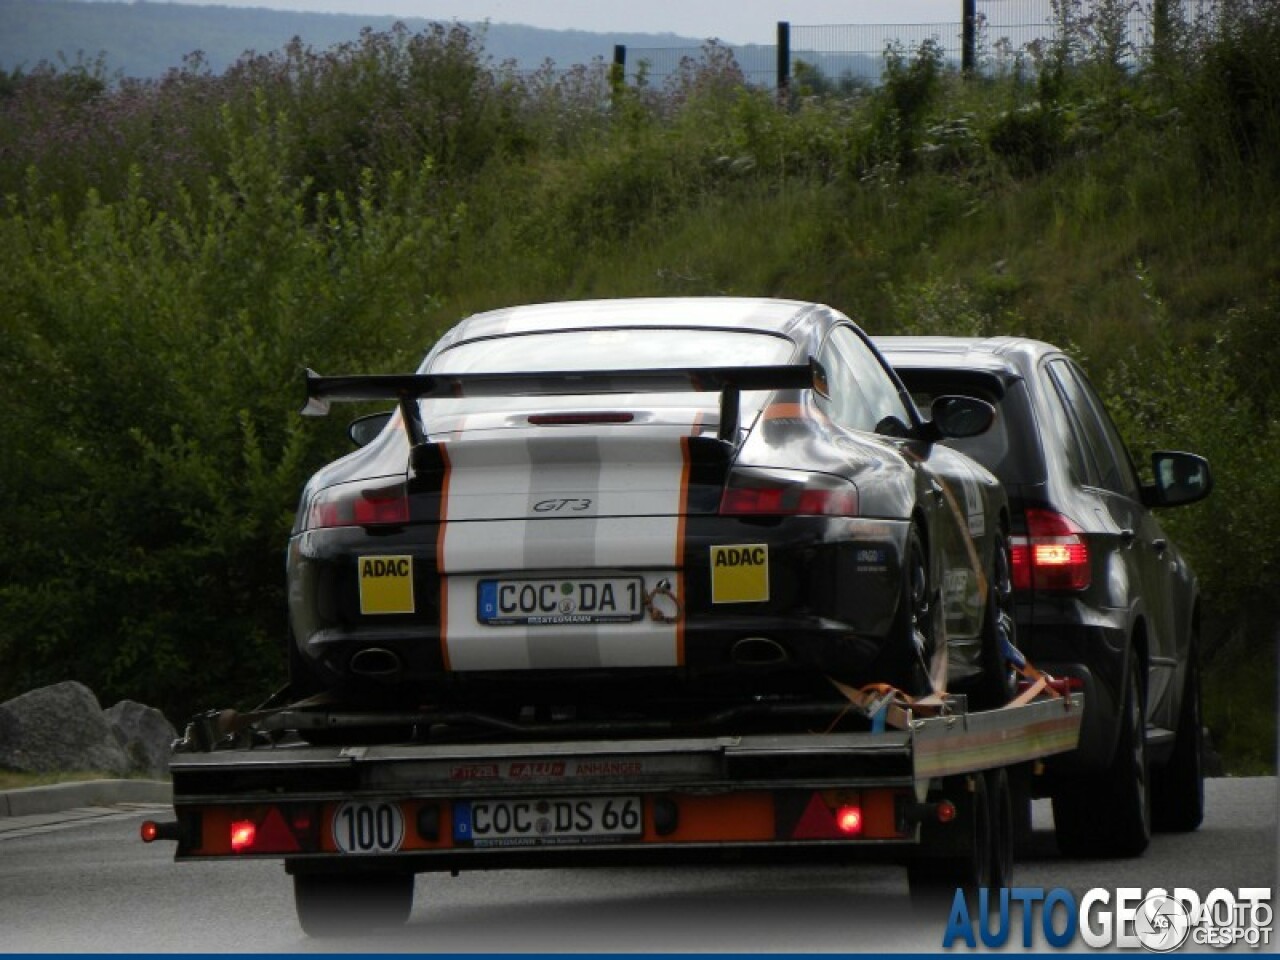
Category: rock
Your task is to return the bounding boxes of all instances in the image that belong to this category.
[0,681,130,776]
[104,700,176,777]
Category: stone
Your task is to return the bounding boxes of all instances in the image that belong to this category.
[0,681,131,776]
[104,700,176,778]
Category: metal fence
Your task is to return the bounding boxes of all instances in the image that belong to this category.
[614,1,1225,91]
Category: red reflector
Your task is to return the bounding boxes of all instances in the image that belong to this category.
[528,412,635,425]
[936,800,957,823]
[230,820,256,852]
[720,485,858,517]
[306,478,409,530]
[835,805,864,835]
[140,821,158,843]
[1011,508,1090,591]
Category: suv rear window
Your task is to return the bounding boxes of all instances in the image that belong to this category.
[894,369,1045,486]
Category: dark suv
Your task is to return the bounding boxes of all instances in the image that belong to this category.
[875,336,1212,858]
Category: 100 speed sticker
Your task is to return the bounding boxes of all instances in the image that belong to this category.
[332,800,405,854]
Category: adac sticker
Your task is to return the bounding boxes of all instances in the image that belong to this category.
[359,555,415,614]
[710,544,769,604]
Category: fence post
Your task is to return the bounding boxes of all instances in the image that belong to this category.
[961,0,977,75]
[776,21,791,104]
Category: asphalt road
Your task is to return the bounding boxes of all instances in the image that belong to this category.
[0,778,1274,953]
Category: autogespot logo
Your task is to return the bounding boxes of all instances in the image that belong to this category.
[942,886,1273,951]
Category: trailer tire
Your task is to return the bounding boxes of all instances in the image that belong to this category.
[293,871,414,937]
[908,773,993,904]
[986,768,1014,889]
[1052,654,1150,858]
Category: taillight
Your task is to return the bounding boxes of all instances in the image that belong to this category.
[528,412,635,425]
[1010,508,1090,591]
[835,805,864,835]
[229,820,256,853]
[721,483,860,514]
[305,477,409,531]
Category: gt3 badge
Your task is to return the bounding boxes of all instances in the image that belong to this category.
[359,555,415,614]
[710,545,770,603]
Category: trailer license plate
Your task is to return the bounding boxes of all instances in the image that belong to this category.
[477,577,644,626]
[454,797,643,846]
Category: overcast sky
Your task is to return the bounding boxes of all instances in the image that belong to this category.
[149,1,966,45]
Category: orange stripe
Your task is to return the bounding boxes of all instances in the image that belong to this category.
[436,443,453,672]
[675,436,691,666]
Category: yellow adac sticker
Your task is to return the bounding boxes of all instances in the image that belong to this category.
[359,555,415,615]
[710,544,769,604]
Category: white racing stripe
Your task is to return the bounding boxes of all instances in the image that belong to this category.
[438,435,688,671]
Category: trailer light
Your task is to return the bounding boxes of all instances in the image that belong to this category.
[229,820,257,852]
[835,805,864,835]
[140,821,159,843]
[936,800,957,823]
[653,797,680,837]
[416,804,441,842]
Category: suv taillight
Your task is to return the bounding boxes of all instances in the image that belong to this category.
[305,477,409,530]
[1011,508,1090,591]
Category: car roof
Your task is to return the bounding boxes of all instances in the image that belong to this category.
[438,297,832,346]
[873,335,1061,379]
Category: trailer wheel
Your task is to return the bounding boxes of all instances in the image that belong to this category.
[292,871,414,937]
[907,773,993,903]
[986,768,1014,889]
[1052,653,1150,857]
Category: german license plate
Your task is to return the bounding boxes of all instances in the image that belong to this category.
[476,576,644,626]
[453,796,643,847]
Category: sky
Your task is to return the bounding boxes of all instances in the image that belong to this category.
[145,1,967,45]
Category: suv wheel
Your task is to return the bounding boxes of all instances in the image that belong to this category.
[1153,652,1205,832]
[1052,653,1151,857]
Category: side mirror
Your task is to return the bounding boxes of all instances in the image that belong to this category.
[348,411,393,448]
[1144,450,1212,507]
[928,395,996,440]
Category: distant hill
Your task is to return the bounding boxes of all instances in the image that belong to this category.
[0,0,713,78]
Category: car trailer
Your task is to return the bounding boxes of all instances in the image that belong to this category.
[143,683,1083,936]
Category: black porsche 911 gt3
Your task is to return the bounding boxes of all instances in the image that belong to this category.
[286,298,1015,734]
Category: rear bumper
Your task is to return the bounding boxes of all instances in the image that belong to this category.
[1018,597,1128,775]
[288,516,913,699]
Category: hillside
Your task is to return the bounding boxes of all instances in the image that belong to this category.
[0,0,708,77]
[0,9,1275,770]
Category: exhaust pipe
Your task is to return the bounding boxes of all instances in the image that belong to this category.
[731,637,790,666]
[349,647,404,679]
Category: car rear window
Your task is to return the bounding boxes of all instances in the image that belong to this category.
[430,328,795,374]
[894,369,1046,486]
[422,327,797,429]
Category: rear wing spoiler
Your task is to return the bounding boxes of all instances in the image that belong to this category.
[301,359,829,446]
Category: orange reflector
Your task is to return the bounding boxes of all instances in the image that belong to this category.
[835,806,863,835]
[230,820,257,852]
[937,800,957,823]
[140,821,158,843]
